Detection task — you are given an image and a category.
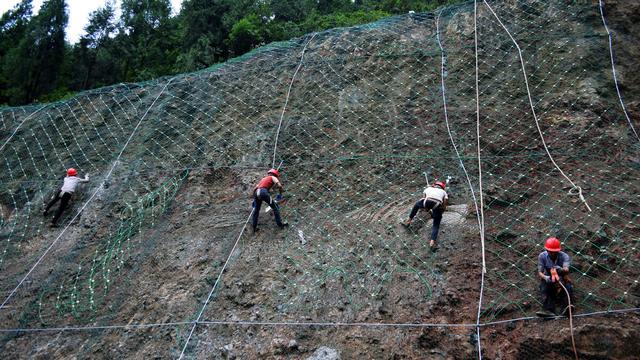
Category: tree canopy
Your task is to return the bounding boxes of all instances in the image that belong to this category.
[0,0,462,106]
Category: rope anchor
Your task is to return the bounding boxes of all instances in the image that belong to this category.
[568,186,592,212]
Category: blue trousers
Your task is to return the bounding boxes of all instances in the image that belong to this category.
[540,279,574,314]
[409,199,444,241]
[252,188,284,230]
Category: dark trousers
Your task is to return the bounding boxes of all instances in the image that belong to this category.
[409,199,444,241]
[540,279,574,314]
[252,188,283,230]
[45,191,72,225]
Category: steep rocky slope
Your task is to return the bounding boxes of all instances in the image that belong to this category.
[0,1,639,359]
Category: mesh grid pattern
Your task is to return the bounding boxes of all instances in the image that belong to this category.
[0,1,638,358]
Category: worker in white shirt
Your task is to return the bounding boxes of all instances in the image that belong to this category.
[403,181,448,248]
[44,168,89,227]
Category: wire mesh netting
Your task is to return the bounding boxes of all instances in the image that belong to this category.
[0,0,638,358]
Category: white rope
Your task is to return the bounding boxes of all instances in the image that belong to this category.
[0,105,48,153]
[0,77,176,310]
[558,281,579,360]
[598,0,639,142]
[178,210,254,360]
[436,10,486,273]
[272,33,317,168]
[473,2,487,359]
[0,321,191,333]
[482,0,592,213]
[199,320,476,328]
[437,10,487,358]
[1,307,638,333]
[480,307,640,327]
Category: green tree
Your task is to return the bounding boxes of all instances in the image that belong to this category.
[317,0,355,15]
[0,0,33,104]
[175,0,230,72]
[270,0,316,22]
[227,14,264,56]
[3,0,68,104]
[74,1,117,89]
[120,0,178,81]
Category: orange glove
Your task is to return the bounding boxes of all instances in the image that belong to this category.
[550,268,560,283]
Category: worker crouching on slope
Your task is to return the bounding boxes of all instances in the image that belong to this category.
[403,181,448,249]
[251,169,288,233]
[44,168,89,228]
[536,237,575,317]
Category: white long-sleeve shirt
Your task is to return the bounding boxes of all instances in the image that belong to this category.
[60,175,89,193]
[423,186,448,203]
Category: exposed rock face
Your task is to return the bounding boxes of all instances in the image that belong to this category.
[0,1,638,359]
[307,346,340,360]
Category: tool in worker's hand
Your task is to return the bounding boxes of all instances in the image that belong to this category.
[265,194,283,213]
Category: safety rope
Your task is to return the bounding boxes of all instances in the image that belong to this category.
[482,0,592,213]
[436,10,485,274]
[178,209,254,360]
[1,307,639,333]
[0,77,177,310]
[438,7,486,359]
[473,1,487,359]
[598,0,639,142]
[272,33,317,168]
[558,280,579,360]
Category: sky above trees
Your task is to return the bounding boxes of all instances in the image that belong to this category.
[0,0,182,43]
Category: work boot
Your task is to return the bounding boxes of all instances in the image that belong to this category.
[278,223,289,229]
[536,310,556,318]
[49,223,59,228]
[252,227,259,234]
[429,239,436,249]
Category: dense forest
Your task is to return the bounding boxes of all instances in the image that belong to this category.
[0,0,462,106]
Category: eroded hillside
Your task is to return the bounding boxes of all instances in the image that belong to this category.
[1,1,639,359]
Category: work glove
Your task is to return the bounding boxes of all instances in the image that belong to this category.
[275,194,283,202]
[84,174,90,180]
[543,275,552,283]
[550,268,560,283]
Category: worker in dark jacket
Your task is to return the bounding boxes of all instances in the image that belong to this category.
[44,168,89,227]
[536,237,574,317]
[251,169,288,233]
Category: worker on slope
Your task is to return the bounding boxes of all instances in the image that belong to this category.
[43,168,89,228]
[251,169,288,233]
[536,237,574,317]
[403,180,448,249]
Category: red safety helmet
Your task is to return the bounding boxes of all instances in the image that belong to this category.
[267,169,279,178]
[67,168,77,176]
[434,181,446,190]
[544,237,561,252]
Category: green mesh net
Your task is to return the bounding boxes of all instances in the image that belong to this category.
[0,0,638,358]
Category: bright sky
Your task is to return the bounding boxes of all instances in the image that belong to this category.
[0,0,183,44]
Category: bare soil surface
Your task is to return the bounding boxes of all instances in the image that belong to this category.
[0,1,639,359]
